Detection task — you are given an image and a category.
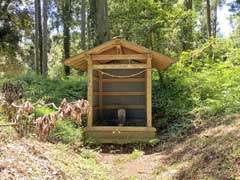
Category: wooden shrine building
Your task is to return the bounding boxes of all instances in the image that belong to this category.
[64,38,175,143]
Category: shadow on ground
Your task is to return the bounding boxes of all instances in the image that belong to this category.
[92,114,240,179]
[152,114,240,179]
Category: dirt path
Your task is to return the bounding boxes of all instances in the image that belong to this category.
[0,139,66,180]
[0,139,161,180]
[100,152,159,180]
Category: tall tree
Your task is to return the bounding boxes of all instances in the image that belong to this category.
[182,0,193,50]
[89,0,97,47]
[89,0,109,46]
[96,0,109,45]
[63,0,71,76]
[206,0,212,38]
[183,0,192,12]
[0,0,32,75]
[38,0,43,74]
[34,0,40,73]
[42,0,48,75]
[212,0,225,37]
[81,0,86,50]
[212,0,218,37]
[229,0,240,37]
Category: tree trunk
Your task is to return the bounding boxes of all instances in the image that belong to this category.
[88,0,109,46]
[63,0,71,76]
[34,0,40,73]
[206,0,212,38]
[184,0,192,10]
[87,12,91,49]
[38,0,43,74]
[182,0,193,50]
[42,0,48,75]
[213,1,218,37]
[95,0,109,45]
[81,0,86,50]
[89,0,97,47]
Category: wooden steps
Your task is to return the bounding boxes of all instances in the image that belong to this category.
[84,126,156,144]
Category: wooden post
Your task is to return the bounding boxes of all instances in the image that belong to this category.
[146,54,152,127]
[116,45,122,54]
[87,55,93,127]
[98,71,103,121]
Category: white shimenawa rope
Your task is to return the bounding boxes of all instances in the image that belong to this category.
[97,69,146,78]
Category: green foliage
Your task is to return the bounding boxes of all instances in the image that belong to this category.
[153,39,240,138]
[0,74,86,143]
[127,149,144,161]
[49,120,84,143]
[1,72,87,105]
[34,102,84,144]
[109,0,197,55]
[34,105,56,117]
[115,149,144,164]
[0,0,32,75]
[80,148,99,160]
[153,114,240,179]
[34,105,84,144]
[0,119,18,143]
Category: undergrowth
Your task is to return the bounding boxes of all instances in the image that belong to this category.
[153,39,240,140]
[0,38,239,145]
[0,72,87,106]
[34,105,84,143]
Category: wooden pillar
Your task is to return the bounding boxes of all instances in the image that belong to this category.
[98,71,103,121]
[146,54,152,127]
[87,56,93,127]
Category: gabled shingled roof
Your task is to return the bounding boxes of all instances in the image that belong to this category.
[64,38,175,71]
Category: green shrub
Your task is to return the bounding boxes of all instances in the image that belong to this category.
[0,72,87,106]
[153,39,240,137]
[127,149,144,160]
[34,106,84,143]
[0,119,18,143]
[1,39,239,142]
[34,105,56,117]
[48,120,84,143]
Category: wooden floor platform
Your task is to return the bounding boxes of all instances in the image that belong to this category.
[84,126,156,144]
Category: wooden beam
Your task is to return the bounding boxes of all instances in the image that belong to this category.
[85,126,156,132]
[98,71,103,120]
[121,40,150,54]
[103,105,145,109]
[87,58,93,127]
[91,54,147,61]
[102,78,145,82]
[116,45,122,54]
[93,105,145,110]
[93,91,145,96]
[93,64,147,69]
[146,54,152,127]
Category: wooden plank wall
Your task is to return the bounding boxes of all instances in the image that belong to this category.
[88,53,152,127]
[87,58,93,127]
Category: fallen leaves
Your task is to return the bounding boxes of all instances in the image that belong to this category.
[36,98,90,141]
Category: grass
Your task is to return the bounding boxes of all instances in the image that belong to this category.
[0,138,111,180]
[48,120,84,143]
[34,105,56,117]
[0,119,18,143]
[114,149,144,164]
[2,108,240,179]
[127,149,144,161]
[0,114,110,180]
[153,114,240,179]
[48,143,110,180]
[0,55,239,179]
